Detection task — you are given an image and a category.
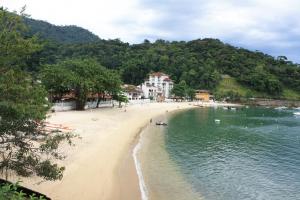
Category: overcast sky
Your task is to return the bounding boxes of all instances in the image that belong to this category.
[2,0,299,63]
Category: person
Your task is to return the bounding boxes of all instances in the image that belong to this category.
[150,118,152,123]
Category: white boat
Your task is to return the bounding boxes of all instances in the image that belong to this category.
[215,119,221,123]
[275,106,287,110]
[156,121,167,126]
[294,112,300,116]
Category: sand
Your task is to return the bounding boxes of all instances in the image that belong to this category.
[13,102,195,200]
[12,101,240,200]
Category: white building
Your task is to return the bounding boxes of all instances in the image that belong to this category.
[122,84,143,100]
[140,72,174,101]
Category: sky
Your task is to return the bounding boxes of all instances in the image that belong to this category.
[1,0,299,63]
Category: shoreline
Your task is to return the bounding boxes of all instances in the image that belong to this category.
[130,107,194,200]
[10,102,239,200]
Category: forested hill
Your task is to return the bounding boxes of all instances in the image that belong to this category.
[24,17,100,44]
[24,16,300,100]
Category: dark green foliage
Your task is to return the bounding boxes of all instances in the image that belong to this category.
[24,17,99,44]
[215,90,242,102]
[171,80,196,100]
[0,182,47,200]
[0,8,42,70]
[0,8,74,182]
[5,9,300,99]
[112,93,129,108]
[0,69,73,180]
[36,36,299,98]
[172,81,188,98]
[186,88,196,101]
[40,58,123,110]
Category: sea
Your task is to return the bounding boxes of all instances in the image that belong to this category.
[134,106,300,200]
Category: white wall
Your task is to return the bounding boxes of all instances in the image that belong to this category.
[52,100,115,112]
[141,74,173,99]
[127,99,151,105]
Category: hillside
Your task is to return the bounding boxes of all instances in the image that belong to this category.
[21,16,300,100]
[215,76,300,100]
[24,18,100,44]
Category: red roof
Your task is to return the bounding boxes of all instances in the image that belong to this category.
[149,72,167,77]
[163,77,172,82]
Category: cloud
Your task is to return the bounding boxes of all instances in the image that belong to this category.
[1,0,300,63]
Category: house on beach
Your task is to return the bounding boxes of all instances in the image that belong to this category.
[195,90,213,102]
[122,84,143,100]
[140,72,174,101]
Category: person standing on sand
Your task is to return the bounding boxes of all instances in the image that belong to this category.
[150,118,152,123]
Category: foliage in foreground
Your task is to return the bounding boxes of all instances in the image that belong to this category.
[0,7,74,182]
[0,182,46,200]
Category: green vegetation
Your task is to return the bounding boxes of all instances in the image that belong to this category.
[282,88,300,100]
[171,81,196,100]
[0,182,47,200]
[28,36,299,100]
[8,10,298,101]
[1,6,299,195]
[0,7,74,185]
[215,76,300,101]
[40,58,123,110]
[215,76,261,101]
[24,17,99,44]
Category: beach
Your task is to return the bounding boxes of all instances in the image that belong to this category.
[13,102,195,200]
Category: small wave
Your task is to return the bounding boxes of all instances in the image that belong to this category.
[133,136,149,200]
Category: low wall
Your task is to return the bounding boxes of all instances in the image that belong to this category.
[52,100,115,112]
[247,99,300,107]
[127,99,151,105]
[52,99,153,112]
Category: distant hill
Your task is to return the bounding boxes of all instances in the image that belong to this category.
[21,16,300,100]
[24,18,100,44]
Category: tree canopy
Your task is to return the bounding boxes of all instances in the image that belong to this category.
[30,36,300,99]
[0,7,73,182]
[40,58,123,110]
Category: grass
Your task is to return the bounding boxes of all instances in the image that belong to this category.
[282,88,300,100]
[215,76,300,100]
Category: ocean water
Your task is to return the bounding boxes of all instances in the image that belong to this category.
[137,107,300,200]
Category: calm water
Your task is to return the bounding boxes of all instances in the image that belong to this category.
[139,107,300,200]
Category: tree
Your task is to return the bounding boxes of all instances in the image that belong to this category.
[0,7,41,70]
[0,69,73,180]
[41,58,123,110]
[171,80,187,98]
[186,88,196,101]
[39,65,75,101]
[112,93,128,108]
[41,59,101,110]
[0,7,73,182]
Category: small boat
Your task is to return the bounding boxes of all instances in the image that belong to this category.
[275,106,287,110]
[156,122,167,126]
[215,119,221,123]
[294,112,300,116]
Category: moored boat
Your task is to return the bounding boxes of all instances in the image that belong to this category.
[156,122,168,126]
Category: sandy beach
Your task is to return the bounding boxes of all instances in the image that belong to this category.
[12,101,239,200]
[13,102,195,200]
